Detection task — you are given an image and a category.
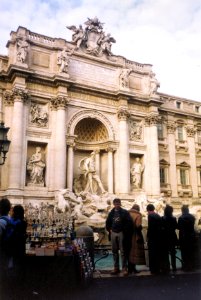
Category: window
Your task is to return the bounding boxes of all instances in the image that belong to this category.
[180,169,187,185]
[176,102,181,109]
[157,123,163,139]
[177,126,183,141]
[160,168,166,184]
[195,106,200,113]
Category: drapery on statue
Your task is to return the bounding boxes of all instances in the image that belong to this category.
[98,32,116,56]
[57,47,74,73]
[119,68,132,88]
[150,72,160,95]
[16,36,29,63]
[79,151,106,194]
[130,157,144,189]
[27,147,45,185]
[66,25,85,50]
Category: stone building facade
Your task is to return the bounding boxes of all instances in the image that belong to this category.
[0,18,201,214]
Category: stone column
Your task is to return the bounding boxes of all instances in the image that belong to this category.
[117,107,130,194]
[51,96,68,190]
[5,88,27,189]
[145,114,160,197]
[107,147,114,194]
[48,105,57,191]
[0,89,3,120]
[67,140,75,191]
[95,150,100,176]
[186,125,198,197]
[167,121,178,197]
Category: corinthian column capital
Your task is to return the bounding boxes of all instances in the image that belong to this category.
[167,121,177,134]
[117,107,130,121]
[50,96,69,110]
[185,125,196,137]
[145,114,160,126]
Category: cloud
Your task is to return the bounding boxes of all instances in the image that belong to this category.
[0,0,201,101]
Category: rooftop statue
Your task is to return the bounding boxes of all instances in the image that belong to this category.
[66,25,85,50]
[150,71,160,95]
[16,36,29,64]
[67,17,116,58]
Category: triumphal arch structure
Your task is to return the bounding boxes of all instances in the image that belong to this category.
[0,17,201,228]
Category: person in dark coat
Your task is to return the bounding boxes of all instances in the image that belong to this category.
[9,205,27,284]
[0,198,12,296]
[106,198,133,276]
[161,205,178,273]
[178,205,196,271]
[146,203,162,274]
[128,204,145,274]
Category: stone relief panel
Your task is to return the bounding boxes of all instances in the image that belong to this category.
[31,50,50,68]
[29,103,49,128]
[128,119,143,142]
[129,75,142,91]
[69,59,117,89]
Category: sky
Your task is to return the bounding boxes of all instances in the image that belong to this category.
[0,0,201,102]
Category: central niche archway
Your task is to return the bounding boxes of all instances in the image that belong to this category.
[74,118,109,142]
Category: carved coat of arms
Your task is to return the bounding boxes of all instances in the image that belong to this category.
[67,16,116,58]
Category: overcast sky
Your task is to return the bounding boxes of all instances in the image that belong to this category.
[0,0,201,101]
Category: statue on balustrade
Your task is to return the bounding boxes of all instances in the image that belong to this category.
[57,47,74,73]
[150,72,160,95]
[119,68,132,88]
[130,157,144,189]
[27,147,45,185]
[79,151,106,194]
[16,36,29,63]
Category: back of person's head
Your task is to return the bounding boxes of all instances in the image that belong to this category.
[13,205,25,221]
[0,198,11,216]
[113,198,121,205]
[181,205,189,214]
[146,203,155,212]
[132,204,140,211]
[164,205,173,217]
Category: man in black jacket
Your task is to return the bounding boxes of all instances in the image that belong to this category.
[106,198,133,276]
[146,203,162,274]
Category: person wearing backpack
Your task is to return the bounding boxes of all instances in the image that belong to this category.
[0,198,12,292]
[9,205,27,278]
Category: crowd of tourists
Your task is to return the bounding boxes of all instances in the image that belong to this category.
[0,196,199,288]
[106,198,198,276]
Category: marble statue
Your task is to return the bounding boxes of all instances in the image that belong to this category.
[16,36,29,63]
[27,147,45,185]
[67,17,115,58]
[57,47,74,73]
[130,157,144,189]
[150,72,160,95]
[66,25,85,50]
[98,32,116,56]
[55,189,71,213]
[119,68,132,88]
[79,151,106,194]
